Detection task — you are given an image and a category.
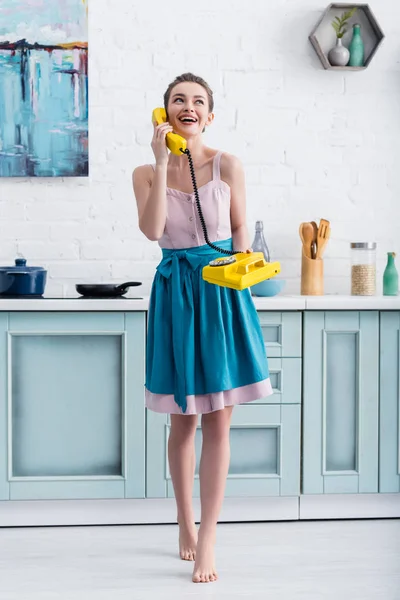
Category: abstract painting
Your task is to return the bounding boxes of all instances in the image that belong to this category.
[0,0,88,177]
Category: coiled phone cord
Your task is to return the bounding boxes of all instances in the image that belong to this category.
[182,148,239,256]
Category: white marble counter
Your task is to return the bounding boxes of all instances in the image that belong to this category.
[0,294,399,311]
[303,295,400,310]
[252,296,305,310]
[254,295,400,311]
[0,297,150,311]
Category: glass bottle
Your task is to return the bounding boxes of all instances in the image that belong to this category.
[349,24,364,67]
[252,221,270,262]
[383,252,398,296]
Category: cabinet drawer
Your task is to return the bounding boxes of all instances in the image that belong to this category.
[258,312,302,358]
[146,404,301,498]
[220,404,301,497]
[252,358,301,405]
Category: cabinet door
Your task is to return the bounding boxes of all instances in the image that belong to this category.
[303,311,379,494]
[146,404,300,498]
[380,312,400,492]
[0,314,8,500]
[0,312,145,501]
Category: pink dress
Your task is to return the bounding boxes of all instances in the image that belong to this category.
[145,151,273,415]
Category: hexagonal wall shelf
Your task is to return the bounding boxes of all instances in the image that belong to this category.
[309,3,385,70]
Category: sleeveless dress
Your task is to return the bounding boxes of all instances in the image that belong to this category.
[145,151,273,415]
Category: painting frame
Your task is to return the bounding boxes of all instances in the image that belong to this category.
[0,0,89,177]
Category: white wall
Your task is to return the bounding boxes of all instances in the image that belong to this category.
[1,0,399,297]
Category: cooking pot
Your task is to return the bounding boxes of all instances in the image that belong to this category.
[0,258,47,297]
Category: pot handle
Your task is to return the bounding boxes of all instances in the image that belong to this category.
[115,281,142,292]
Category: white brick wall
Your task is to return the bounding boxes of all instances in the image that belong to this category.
[0,0,399,297]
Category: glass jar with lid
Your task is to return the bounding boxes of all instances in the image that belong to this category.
[350,242,377,296]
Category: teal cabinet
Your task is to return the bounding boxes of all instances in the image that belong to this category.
[146,404,301,499]
[303,311,379,494]
[0,312,146,500]
[379,312,400,492]
[2,306,397,512]
[146,311,302,499]
[0,313,8,502]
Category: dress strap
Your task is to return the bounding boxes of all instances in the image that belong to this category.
[151,155,222,183]
[212,151,223,182]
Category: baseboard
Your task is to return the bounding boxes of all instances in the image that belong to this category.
[300,493,400,520]
[0,494,398,528]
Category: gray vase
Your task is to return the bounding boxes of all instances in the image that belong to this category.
[328,37,350,67]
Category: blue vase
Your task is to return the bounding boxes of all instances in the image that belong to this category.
[349,24,364,67]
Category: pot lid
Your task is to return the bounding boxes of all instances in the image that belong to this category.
[0,258,46,273]
[350,242,377,250]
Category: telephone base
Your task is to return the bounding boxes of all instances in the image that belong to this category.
[202,252,281,291]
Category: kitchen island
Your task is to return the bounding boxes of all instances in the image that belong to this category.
[1,295,399,526]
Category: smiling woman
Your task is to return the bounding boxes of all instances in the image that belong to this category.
[164,72,214,133]
[132,72,273,584]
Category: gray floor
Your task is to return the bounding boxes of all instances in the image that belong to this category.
[0,519,399,599]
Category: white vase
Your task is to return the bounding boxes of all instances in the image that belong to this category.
[328,38,350,67]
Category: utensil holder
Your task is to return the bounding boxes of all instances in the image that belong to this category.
[301,251,324,295]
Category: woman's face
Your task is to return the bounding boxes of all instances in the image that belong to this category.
[167,81,214,138]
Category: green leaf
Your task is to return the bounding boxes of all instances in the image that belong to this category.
[342,7,357,22]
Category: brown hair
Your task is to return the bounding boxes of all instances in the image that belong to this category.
[163,72,214,113]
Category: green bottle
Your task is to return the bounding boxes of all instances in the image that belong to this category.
[383,252,398,296]
[349,24,364,67]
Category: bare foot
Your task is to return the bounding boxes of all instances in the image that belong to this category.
[178,521,198,561]
[192,529,218,583]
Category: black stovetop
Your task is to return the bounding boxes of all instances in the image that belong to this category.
[0,295,143,300]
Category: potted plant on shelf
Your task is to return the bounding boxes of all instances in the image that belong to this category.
[328,7,357,67]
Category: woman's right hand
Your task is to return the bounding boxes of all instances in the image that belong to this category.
[151,120,174,166]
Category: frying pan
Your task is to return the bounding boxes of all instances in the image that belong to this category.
[76,281,142,298]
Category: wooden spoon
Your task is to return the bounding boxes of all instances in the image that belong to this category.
[316,219,331,259]
[310,221,318,259]
[299,222,314,259]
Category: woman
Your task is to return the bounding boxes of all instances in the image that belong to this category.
[132,73,273,584]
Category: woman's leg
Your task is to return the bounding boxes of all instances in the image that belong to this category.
[193,406,233,583]
[168,413,198,561]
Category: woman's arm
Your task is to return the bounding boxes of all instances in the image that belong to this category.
[132,164,168,241]
[220,153,251,252]
[132,120,174,241]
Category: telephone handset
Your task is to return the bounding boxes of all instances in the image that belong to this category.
[152,108,187,156]
[151,108,280,290]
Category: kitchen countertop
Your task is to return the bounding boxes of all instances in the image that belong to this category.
[0,295,399,311]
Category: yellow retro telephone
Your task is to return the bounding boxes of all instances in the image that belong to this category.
[152,108,281,291]
[152,107,187,155]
